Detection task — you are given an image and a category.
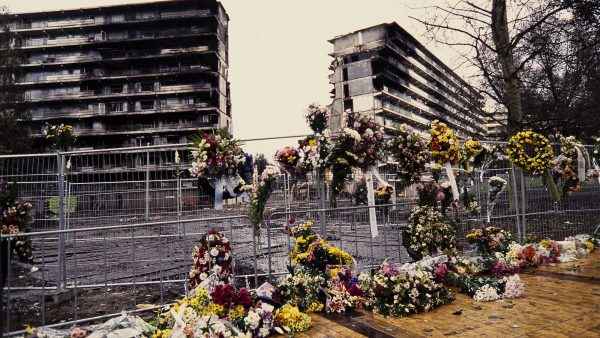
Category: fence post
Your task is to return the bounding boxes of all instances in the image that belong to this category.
[145,144,150,222]
[56,152,67,290]
[510,165,522,242]
[520,170,527,241]
[317,171,326,236]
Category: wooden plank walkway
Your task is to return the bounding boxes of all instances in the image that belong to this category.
[289,253,600,338]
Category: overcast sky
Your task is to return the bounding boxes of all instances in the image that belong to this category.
[2,0,465,157]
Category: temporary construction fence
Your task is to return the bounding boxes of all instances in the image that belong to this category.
[1,141,600,335]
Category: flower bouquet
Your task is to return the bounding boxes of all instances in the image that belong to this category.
[305,103,330,134]
[555,135,590,196]
[416,181,444,208]
[388,124,430,191]
[487,176,507,220]
[44,123,75,151]
[403,206,457,261]
[429,120,460,165]
[1,179,34,289]
[325,267,366,313]
[244,166,281,234]
[273,304,312,334]
[359,260,453,317]
[274,146,301,176]
[188,229,234,289]
[275,266,325,313]
[460,137,483,173]
[188,128,246,179]
[288,221,353,273]
[466,226,512,257]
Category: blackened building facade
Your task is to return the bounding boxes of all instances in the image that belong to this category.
[8,0,230,150]
[328,23,487,138]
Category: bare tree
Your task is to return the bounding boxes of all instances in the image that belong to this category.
[414,0,573,137]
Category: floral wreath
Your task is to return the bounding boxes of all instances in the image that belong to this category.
[188,128,246,179]
[402,205,456,261]
[188,229,233,289]
[429,120,461,165]
[507,131,554,174]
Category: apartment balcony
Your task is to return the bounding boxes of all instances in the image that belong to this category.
[30,103,214,121]
[21,30,213,50]
[21,46,211,68]
[71,122,216,136]
[25,83,213,103]
[10,10,213,33]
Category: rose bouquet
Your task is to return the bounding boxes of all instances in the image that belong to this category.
[305,103,330,134]
[388,124,430,190]
[188,128,246,179]
[429,120,461,165]
[188,229,234,289]
[416,181,444,208]
[403,206,457,261]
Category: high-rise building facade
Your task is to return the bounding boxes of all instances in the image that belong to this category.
[7,0,230,150]
[328,23,487,138]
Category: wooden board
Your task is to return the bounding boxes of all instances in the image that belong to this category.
[287,252,600,338]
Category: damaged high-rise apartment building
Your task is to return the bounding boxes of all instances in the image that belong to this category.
[328,23,488,138]
[7,0,230,150]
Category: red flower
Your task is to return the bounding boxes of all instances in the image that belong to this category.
[234,288,254,308]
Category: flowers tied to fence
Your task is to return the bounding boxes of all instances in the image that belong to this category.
[403,205,457,261]
[460,137,483,173]
[188,128,246,179]
[188,229,234,289]
[555,135,590,196]
[429,120,460,201]
[245,166,281,234]
[304,103,331,134]
[1,179,34,289]
[44,123,75,151]
[507,131,560,202]
[274,146,301,176]
[327,109,386,207]
[388,124,431,190]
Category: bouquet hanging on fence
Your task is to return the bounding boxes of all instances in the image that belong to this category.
[388,124,430,191]
[555,135,590,196]
[461,185,480,215]
[305,103,331,134]
[429,120,461,165]
[44,123,75,151]
[327,109,386,206]
[297,135,328,177]
[487,176,507,221]
[0,179,34,267]
[416,181,444,209]
[403,205,457,261]
[188,229,234,289]
[466,226,512,257]
[245,166,281,234]
[460,138,483,173]
[188,128,246,179]
[358,260,453,317]
[274,146,301,176]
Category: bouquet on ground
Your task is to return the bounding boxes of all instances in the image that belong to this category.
[188,128,246,179]
[388,124,430,191]
[359,260,453,317]
[403,206,457,261]
[466,226,512,257]
[288,220,354,273]
[325,267,366,313]
[188,229,234,289]
[275,266,325,313]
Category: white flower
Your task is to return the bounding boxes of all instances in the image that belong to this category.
[212,265,222,274]
[210,248,219,257]
[342,127,361,141]
[244,311,261,330]
[473,284,501,302]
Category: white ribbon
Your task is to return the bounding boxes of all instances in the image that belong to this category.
[594,158,600,184]
[444,162,459,201]
[365,171,378,238]
[214,177,224,210]
[575,147,586,183]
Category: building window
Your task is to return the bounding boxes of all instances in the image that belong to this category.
[342,68,348,81]
[140,100,154,110]
[110,84,123,93]
[140,82,154,91]
[109,102,125,112]
[343,98,354,111]
[343,84,350,97]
